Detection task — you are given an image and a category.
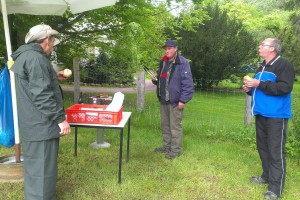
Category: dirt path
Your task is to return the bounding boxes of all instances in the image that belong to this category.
[61,80,156,93]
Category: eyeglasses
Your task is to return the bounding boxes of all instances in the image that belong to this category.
[260,43,273,47]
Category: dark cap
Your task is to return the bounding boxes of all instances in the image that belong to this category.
[163,40,177,47]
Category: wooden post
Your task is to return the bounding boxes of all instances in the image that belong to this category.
[136,71,145,111]
[244,94,252,125]
[73,57,80,103]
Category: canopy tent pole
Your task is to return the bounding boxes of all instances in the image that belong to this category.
[1,0,21,163]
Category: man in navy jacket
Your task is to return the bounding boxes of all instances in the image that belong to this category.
[243,38,295,200]
[152,40,194,159]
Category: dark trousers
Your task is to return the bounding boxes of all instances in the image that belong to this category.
[255,115,287,196]
[23,138,59,200]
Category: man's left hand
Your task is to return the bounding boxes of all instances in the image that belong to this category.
[178,102,184,110]
[245,78,260,88]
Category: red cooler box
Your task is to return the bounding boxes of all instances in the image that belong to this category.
[66,104,122,125]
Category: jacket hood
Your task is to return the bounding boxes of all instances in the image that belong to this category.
[11,43,44,61]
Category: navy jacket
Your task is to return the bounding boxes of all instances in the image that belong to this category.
[153,52,194,107]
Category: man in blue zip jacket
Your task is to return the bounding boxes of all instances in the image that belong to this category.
[152,40,194,159]
[243,38,295,200]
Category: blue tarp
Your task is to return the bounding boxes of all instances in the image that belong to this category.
[0,65,15,147]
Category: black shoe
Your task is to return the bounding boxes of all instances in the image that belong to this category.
[154,146,169,153]
[250,176,268,184]
[165,151,181,159]
[264,191,278,200]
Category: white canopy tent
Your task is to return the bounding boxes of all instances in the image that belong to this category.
[1,0,118,162]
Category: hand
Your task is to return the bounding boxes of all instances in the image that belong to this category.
[151,75,157,81]
[58,120,71,136]
[56,70,68,81]
[244,78,260,88]
[243,85,251,92]
[178,102,184,110]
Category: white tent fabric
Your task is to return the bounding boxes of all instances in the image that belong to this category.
[1,0,118,15]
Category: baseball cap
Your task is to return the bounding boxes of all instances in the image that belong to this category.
[25,24,60,46]
[163,40,177,47]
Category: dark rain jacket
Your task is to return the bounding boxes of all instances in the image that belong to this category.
[10,43,65,141]
[153,52,194,107]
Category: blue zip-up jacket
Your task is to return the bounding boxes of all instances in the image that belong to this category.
[153,52,194,107]
[249,55,295,118]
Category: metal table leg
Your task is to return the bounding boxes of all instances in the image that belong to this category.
[118,128,123,184]
[74,127,78,157]
[126,117,131,162]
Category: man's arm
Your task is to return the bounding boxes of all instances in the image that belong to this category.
[245,62,295,96]
[179,59,194,104]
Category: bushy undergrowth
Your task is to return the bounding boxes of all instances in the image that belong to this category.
[289,97,300,160]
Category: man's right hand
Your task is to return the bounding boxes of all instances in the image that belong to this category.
[151,75,157,81]
[243,85,251,92]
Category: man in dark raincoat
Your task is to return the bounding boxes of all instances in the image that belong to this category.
[10,24,71,200]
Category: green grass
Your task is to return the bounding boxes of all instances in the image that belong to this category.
[1,88,300,200]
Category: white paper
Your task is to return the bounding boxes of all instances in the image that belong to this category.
[105,92,124,112]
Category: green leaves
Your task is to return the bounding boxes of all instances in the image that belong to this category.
[179,4,256,89]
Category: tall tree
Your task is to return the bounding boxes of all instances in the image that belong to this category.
[214,1,299,72]
[220,2,290,41]
[278,7,300,73]
[178,4,257,89]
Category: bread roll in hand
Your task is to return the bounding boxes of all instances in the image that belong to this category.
[243,75,251,82]
[63,69,72,78]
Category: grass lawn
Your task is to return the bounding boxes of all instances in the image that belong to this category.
[0,87,300,199]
